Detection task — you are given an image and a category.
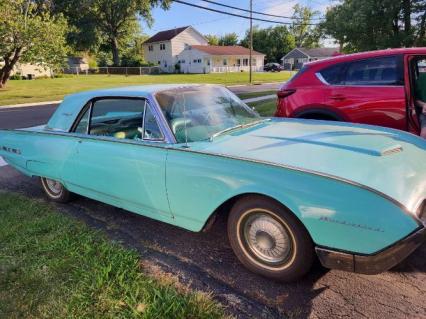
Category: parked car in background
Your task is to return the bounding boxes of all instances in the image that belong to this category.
[264,63,284,72]
[276,48,426,136]
[1,84,425,281]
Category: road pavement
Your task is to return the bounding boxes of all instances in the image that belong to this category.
[0,164,424,319]
[0,83,281,130]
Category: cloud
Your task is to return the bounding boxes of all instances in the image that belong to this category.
[261,0,296,16]
[260,0,331,17]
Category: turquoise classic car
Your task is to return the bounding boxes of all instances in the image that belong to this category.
[1,84,425,281]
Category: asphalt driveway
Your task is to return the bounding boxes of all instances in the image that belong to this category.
[0,165,425,319]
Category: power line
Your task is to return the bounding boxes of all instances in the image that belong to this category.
[198,0,325,20]
[172,0,320,26]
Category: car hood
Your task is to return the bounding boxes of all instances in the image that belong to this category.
[192,118,426,213]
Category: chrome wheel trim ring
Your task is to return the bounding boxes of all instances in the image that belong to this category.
[237,208,296,270]
[42,178,63,198]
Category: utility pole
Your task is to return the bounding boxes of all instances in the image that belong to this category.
[249,0,253,84]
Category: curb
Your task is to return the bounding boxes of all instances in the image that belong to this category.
[0,100,62,109]
[242,94,276,104]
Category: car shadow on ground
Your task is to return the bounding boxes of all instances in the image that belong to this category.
[1,168,425,319]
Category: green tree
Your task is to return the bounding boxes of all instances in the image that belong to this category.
[0,0,68,88]
[52,0,101,53]
[290,4,322,48]
[241,26,295,63]
[54,0,171,66]
[218,33,239,46]
[321,0,426,52]
[205,34,219,45]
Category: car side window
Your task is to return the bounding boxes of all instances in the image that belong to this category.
[344,56,403,86]
[318,64,345,85]
[143,105,163,140]
[72,98,164,142]
[74,107,90,134]
[89,99,145,140]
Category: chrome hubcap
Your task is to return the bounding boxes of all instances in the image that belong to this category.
[243,212,292,264]
[45,178,62,195]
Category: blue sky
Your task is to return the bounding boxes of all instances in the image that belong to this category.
[141,0,333,40]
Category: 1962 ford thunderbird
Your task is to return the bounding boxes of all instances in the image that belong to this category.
[1,84,425,281]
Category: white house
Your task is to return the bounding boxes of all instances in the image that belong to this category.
[143,26,265,73]
[65,56,89,74]
[281,47,340,70]
[178,45,265,73]
[143,26,208,73]
[0,61,52,79]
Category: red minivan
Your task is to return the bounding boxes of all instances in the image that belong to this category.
[276,48,426,135]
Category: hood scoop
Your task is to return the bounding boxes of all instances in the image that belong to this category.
[379,144,403,156]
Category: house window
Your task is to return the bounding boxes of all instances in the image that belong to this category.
[252,58,256,65]
[198,59,201,63]
[157,61,161,65]
[237,59,241,66]
[223,59,227,66]
[160,43,166,50]
[243,58,249,66]
[148,45,153,51]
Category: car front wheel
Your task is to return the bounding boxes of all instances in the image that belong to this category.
[227,195,314,281]
[40,177,71,203]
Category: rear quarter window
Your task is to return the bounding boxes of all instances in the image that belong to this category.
[317,63,346,85]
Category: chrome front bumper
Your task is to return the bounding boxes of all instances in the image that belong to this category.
[315,226,426,274]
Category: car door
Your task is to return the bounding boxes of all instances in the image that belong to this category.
[64,97,172,220]
[405,55,426,135]
[324,55,406,130]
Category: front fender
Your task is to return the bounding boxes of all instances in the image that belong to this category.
[166,148,420,255]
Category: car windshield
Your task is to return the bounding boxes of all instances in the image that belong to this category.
[156,86,261,143]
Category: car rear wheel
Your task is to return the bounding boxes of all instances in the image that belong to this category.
[227,195,314,281]
[40,177,71,203]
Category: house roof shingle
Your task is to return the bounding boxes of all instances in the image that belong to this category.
[191,45,265,56]
[144,26,189,44]
[296,47,340,58]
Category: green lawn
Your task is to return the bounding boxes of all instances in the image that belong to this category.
[0,72,292,106]
[0,192,226,319]
[236,90,277,100]
[247,98,277,117]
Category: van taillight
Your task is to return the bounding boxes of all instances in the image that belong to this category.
[277,89,296,99]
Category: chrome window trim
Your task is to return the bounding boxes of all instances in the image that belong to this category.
[147,94,177,144]
[315,72,329,85]
[315,72,405,88]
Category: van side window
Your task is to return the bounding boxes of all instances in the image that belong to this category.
[344,56,403,86]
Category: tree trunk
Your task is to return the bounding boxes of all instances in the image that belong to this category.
[111,37,120,66]
[402,0,412,46]
[0,48,22,88]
